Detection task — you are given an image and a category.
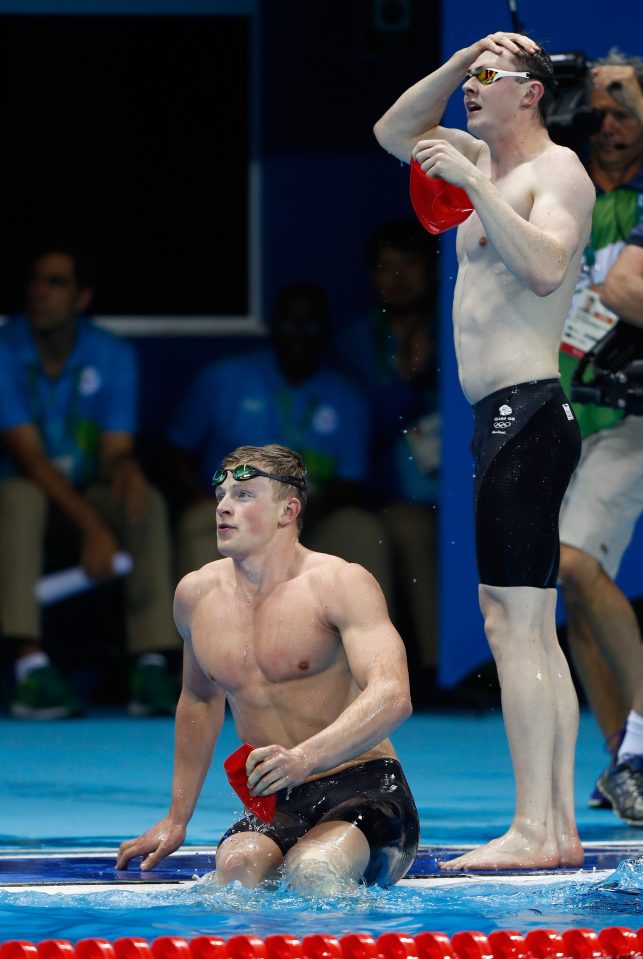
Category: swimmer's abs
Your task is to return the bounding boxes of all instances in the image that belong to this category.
[453,294,574,405]
[454,317,561,404]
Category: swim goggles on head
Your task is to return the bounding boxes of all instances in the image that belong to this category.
[465,67,548,85]
[211,464,307,491]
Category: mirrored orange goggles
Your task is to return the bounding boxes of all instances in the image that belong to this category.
[465,67,547,85]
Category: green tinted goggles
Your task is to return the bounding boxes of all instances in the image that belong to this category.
[211,463,306,491]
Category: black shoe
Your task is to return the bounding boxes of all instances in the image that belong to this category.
[588,728,625,809]
[598,755,643,826]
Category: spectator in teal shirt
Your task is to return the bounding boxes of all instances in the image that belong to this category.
[0,246,179,719]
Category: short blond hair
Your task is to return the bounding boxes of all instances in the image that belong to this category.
[221,444,308,530]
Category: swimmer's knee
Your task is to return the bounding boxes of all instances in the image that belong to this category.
[477,584,513,634]
[216,835,283,887]
[283,850,359,897]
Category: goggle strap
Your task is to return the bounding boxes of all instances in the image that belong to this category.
[211,464,306,491]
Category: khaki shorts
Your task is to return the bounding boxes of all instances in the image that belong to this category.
[559,415,643,579]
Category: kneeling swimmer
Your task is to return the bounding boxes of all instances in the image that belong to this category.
[116,444,419,896]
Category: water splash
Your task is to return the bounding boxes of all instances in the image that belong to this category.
[2,866,643,942]
[590,857,643,907]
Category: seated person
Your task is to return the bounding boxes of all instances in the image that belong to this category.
[117,444,418,895]
[0,244,179,719]
[167,282,393,603]
[332,220,440,679]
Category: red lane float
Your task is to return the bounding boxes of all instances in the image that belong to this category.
[75,941,117,959]
[1,930,643,959]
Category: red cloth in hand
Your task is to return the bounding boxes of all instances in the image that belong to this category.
[223,743,277,823]
[410,159,473,235]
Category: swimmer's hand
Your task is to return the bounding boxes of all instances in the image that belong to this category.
[412,139,480,190]
[246,744,311,796]
[116,817,186,871]
[457,32,540,66]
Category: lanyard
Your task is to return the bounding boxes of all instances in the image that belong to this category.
[274,389,319,449]
[26,364,83,452]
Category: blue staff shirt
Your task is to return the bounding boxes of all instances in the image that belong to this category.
[0,339,31,433]
[0,314,138,487]
[167,349,370,491]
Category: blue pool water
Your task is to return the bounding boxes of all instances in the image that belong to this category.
[1,860,643,941]
[2,711,643,941]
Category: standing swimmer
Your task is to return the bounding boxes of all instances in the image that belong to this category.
[374,31,595,870]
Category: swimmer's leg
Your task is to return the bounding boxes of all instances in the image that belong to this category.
[442,585,582,871]
[540,586,584,867]
[283,820,370,896]
[214,831,284,887]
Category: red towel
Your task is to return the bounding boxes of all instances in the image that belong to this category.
[223,743,277,823]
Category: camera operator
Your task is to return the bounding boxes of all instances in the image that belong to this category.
[557,54,643,826]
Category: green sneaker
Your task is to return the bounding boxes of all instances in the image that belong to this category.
[10,664,85,720]
[128,663,178,717]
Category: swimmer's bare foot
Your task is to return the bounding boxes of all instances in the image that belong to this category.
[439,828,560,872]
[557,830,584,868]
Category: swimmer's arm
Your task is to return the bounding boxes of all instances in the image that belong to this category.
[454,149,593,296]
[247,566,412,795]
[320,567,413,759]
[167,578,226,825]
[373,53,481,164]
[373,32,539,163]
[117,579,225,871]
[601,243,643,327]
[170,644,225,819]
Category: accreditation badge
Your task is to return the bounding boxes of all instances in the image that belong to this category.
[560,288,619,359]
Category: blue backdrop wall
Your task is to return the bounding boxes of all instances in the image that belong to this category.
[438,0,643,686]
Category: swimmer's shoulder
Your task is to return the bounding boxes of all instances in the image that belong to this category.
[301,548,385,602]
[536,142,595,194]
[177,557,232,594]
[301,547,364,577]
[174,558,233,633]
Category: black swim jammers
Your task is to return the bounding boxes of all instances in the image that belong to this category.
[472,378,581,589]
[218,757,419,886]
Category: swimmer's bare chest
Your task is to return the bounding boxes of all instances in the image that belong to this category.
[190,582,354,738]
[455,171,535,319]
[453,172,563,403]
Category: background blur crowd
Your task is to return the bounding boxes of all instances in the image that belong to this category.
[0,221,441,720]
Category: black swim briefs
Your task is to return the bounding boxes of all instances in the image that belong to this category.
[471,378,581,588]
[218,757,419,887]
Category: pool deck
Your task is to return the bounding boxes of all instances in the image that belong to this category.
[1,841,641,892]
[2,710,642,892]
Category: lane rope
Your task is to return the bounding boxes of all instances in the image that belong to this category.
[1,928,643,959]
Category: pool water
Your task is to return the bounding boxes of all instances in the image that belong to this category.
[2,711,642,941]
[1,862,643,941]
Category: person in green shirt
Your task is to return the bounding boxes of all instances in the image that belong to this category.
[558,54,643,826]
